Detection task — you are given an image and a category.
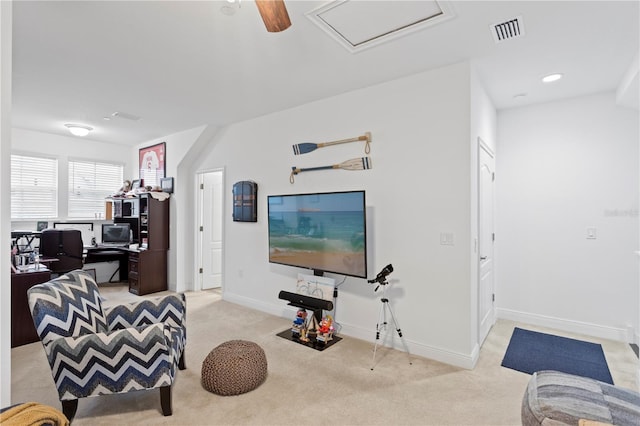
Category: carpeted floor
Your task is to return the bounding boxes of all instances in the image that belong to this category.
[10,286,639,425]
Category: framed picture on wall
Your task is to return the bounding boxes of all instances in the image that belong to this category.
[139,142,166,188]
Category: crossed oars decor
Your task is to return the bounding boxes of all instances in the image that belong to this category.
[292,132,371,155]
[290,157,372,184]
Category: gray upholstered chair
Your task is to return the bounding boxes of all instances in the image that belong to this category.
[28,270,186,421]
[522,370,640,425]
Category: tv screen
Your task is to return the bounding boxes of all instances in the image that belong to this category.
[268,190,367,278]
[102,223,130,244]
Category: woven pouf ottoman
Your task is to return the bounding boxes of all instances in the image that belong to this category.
[201,340,267,396]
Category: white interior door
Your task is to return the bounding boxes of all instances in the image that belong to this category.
[199,170,223,290]
[478,140,496,345]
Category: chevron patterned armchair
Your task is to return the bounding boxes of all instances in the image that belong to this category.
[27,270,186,422]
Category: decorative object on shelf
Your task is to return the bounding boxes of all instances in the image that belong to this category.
[160,177,174,193]
[232,181,258,222]
[131,179,142,190]
[36,221,48,231]
[289,157,372,183]
[292,131,371,155]
[139,142,166,188]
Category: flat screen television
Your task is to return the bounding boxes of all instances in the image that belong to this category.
[268,190,367,278]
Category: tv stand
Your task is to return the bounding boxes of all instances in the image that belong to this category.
[277,290,342,351]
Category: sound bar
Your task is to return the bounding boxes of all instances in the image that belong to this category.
[278,290,333,322]
[278,290,333,311]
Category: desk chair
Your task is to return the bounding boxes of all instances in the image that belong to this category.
[39,229,84,276]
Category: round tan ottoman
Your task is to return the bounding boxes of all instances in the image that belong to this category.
[201,340,267,396]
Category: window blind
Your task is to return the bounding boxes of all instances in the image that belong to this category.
[68,160,124,218]
[11,154,58,219]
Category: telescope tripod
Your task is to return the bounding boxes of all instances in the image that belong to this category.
[371,281,412,370]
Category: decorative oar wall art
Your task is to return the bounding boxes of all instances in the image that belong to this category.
[292,132,371,155]
[290,157,372,183]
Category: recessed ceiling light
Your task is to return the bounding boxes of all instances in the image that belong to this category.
[542,73,563,83]
[64,124,93,137]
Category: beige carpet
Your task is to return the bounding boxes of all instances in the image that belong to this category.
[11,286,639,425]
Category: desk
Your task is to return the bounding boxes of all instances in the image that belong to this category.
[84,247,167,295]
[12,267,51,347]
[84,247,129,282]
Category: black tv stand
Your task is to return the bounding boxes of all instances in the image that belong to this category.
[277,290,341,351]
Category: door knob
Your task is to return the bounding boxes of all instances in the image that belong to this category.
[480,256,487,260]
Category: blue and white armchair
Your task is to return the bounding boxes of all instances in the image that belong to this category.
[28,270,186,422]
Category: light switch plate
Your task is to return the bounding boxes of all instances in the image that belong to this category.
[440,232,454,246]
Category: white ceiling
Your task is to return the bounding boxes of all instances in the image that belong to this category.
[11,1,639,146]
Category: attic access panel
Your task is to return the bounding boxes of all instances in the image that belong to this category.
[306,0,455,53]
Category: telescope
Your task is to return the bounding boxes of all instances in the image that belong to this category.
[368,264,393,291]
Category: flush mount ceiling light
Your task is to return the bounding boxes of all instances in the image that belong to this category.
[64,124,93,137]
[542,73,563,83]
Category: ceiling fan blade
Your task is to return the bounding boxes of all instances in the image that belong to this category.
[255,0,291,32]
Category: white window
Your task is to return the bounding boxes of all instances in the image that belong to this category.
[68,160,124,218]
[11,154,58,219]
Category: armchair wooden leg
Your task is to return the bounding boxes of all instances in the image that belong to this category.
[61,399,78,422]
[178,351,186,370]
[160,385,172,416]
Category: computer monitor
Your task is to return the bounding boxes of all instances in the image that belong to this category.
[101,223,131,245]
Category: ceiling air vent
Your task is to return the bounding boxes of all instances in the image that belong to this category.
[490,15,525,43]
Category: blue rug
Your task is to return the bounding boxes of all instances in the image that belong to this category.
[501,327,614,384]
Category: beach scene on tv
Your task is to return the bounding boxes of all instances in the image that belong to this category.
[268,192,366,278]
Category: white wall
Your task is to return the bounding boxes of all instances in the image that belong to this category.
[496,92,639,342]
[1,0,12,407]
[133,125,207,292]
[192,62,480,367]
[469,65,498,353]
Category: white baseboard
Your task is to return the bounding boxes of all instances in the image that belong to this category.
[497,308,631,343]
[224,291,478,370]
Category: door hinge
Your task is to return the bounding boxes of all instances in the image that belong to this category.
[492,233,495,242]
[200,226,204,232]
[199,268,203,274]
[492,293,495,302]
[492,172,495,182]
[200,183,204,190]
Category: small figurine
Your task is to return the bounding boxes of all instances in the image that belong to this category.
[112,180,132,197]
[316,315,334,343]
[121,180,132,192]
[291,309,308,340]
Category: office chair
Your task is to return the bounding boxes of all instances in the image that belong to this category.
[39,229,84,275]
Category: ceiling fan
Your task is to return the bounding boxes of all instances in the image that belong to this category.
[255,0,292,32]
